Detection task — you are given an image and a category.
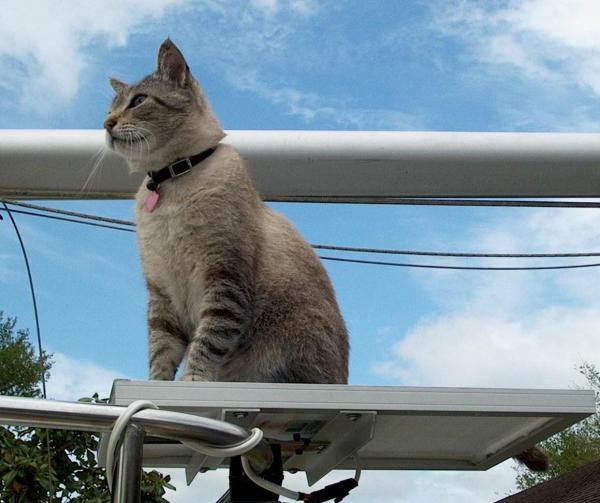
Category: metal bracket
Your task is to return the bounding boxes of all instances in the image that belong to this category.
[184,450,223,486]
[221,408,261,430]
[286,410,377,486]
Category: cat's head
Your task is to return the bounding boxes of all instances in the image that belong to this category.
[105,39,224,172]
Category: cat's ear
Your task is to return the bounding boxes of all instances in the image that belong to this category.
[109,78,127,93]
[157,38,190,86]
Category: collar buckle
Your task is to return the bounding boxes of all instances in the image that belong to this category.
[168,157,193,178]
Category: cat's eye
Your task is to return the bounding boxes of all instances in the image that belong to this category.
[129,94,147,108]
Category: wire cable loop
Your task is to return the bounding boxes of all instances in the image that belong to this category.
[181,427,264,458]
[240,454,362,502]
[105,400,159,492]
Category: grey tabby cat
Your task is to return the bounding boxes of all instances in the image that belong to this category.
[104,38,547,474]
[104,39,348,384]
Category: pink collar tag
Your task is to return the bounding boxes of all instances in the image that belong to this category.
[144,191,160,213]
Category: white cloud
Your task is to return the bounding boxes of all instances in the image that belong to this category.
[47,351,125,401]
[231,70,421,129]
[374,208,600,389]
[249,0,320,16]
[436,0,600,95]
[1,0,417,128]
[0,0,187,113]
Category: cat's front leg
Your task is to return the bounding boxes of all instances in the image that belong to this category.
[147,283,188,380]
[182,266,252,381]
[182,307,248,381]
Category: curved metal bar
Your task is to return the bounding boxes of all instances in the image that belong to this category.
[0,395,247,446]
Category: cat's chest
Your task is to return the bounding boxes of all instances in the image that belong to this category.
[136,191,209,320]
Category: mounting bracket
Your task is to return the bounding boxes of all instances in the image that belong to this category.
[285,410,377,486]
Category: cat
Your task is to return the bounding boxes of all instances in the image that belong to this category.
[104,39,349,385]
[104,38,547,473]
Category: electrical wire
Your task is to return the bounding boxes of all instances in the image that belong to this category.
[4,199,600,270]
[311,243,600,258]
[106,400,159,492]
[0,207,135,232]
[104,400,358,502]
[319,255,600,271]
[106,401,264,494]
[3,205,600,260]
[1,203,47,396]
[1,199,135,227]
[182,427,264,458]
[3,200,600,259]
[240,454,362,502]
[241,456,300,501]
[1,202,53,501]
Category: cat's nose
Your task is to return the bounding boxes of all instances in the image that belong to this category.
[104,117,117,133]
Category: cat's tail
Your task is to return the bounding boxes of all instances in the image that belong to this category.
[514,446,549,472]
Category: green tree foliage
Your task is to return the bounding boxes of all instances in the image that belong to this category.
[0,314,52,398]
[515,362,600,490]
[0,312,174,502]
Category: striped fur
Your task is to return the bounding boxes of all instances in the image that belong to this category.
[106,39,349,384]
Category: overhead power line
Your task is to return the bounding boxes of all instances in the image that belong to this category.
[0,208,136,233]
[311,244,600,259]
[3,199,600,271]
[3,200,600,258]
[1,199,135,227]
[319,256,600,271]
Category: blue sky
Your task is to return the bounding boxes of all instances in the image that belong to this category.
[2,1,600,501]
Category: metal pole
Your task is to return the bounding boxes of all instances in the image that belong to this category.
[4,129,600,199]
[112,423,145,503]
[0,396,273,473]
[0,395,249,443]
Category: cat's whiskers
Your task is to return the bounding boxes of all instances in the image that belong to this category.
[134,127,153,158]
[117,123,153,161]
[127,129,142,160]
[125,128,141,159]
[134,129,149,160]
[81,145,107,193]
[133,121,156,138]
[134,131,145,161]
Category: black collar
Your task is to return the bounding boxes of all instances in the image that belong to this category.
[146,146,216,192]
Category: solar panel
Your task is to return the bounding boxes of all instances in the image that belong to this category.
[101,380,595,486]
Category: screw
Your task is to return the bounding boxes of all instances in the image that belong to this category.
[233,411,248,419]
[346,413,361,422]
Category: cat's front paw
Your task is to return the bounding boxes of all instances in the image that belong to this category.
[180,373,207,382]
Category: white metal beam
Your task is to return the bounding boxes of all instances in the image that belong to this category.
[2,129,600,200]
